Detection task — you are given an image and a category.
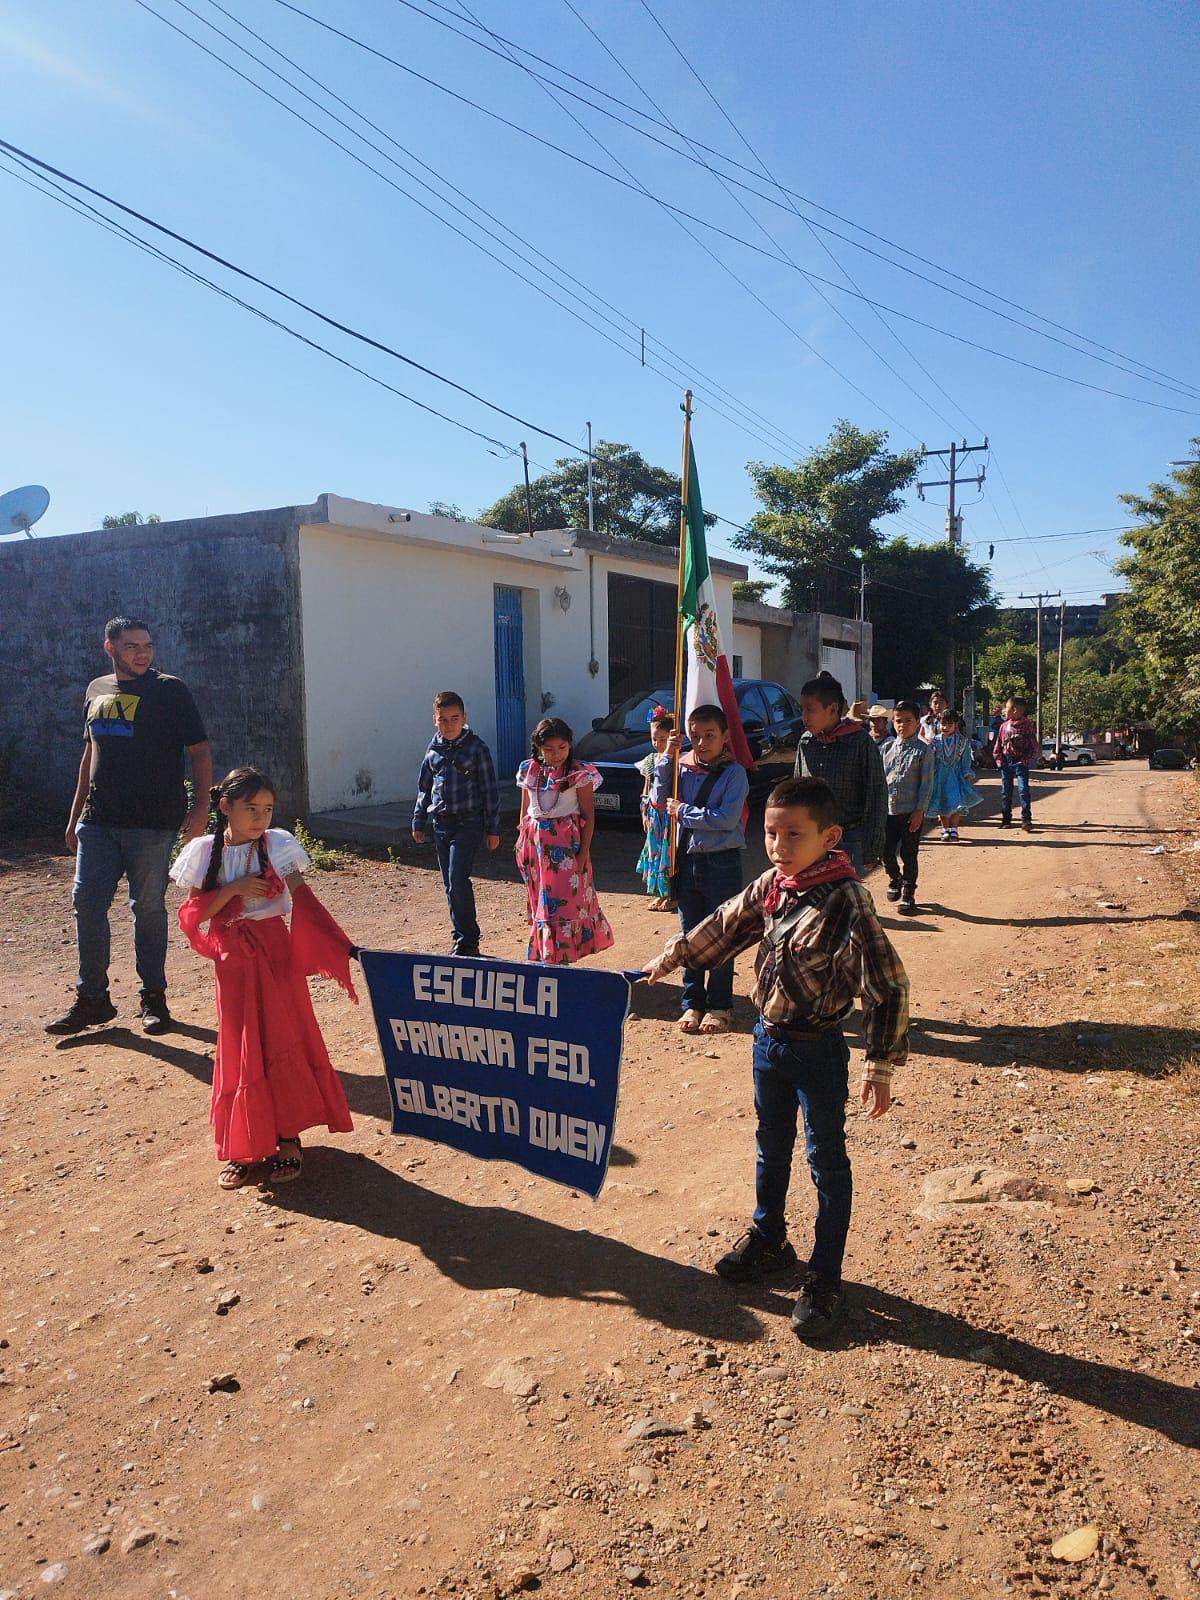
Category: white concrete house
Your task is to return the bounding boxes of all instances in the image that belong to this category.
[3,494,870,832]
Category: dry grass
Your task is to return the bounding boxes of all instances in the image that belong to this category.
[1166,1053,1200,1097]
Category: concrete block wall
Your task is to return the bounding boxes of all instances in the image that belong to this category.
[0,501,318,824]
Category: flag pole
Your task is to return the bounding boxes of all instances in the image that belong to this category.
[669,390,694,879]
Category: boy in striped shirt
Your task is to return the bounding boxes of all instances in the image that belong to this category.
[643,776,908,1340]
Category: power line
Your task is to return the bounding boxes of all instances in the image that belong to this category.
[629,0,974,441]
[0,132,604,454]
[381,0,1200,404]
[443,0,921,443]
[264,0,1200,419]
[558,0,955,444]
[141,0,806,461]
[0,139,766,547]
[0,150,518,454]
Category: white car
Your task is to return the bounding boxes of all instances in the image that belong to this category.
[1041,740,1096,767]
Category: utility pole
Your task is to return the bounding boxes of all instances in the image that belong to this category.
[520,442,534,536]
[585,421,595,534]
[858,560,868,701]
[1018,589,1061,742]
[918,437,988,706]
[1054,599,1066,764]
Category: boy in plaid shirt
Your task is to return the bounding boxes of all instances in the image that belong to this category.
[412,691,501,957]
[643,776,908,1340]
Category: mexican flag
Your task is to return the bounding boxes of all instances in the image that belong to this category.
[680,441,754,768]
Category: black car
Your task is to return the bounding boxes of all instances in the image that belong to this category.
[574,679,806,821]
[1148,748,1190,771]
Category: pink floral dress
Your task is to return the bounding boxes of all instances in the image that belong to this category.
[516,759,615,965]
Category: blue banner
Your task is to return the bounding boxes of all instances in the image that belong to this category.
[358,952,632,1199]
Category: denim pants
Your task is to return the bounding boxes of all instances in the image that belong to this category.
[73,821,177,997]
[883,813,921,891]
[675,847,743,1014]
[840,825,865,878]
[752,1022,852,1280]
[433,816,484,953]
[999,761,1032,820]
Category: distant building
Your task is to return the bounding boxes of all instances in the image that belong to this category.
[1000,593,1123,644]
[2,495,870,824]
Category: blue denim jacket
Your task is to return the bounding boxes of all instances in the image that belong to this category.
[650,756,748,853]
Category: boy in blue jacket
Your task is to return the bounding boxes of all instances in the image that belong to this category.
[651,704,749,1035]
[412,691,501,957]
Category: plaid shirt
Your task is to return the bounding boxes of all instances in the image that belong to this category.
[795,725,887,862]
[993,716,1039,767]
[883,735,935,817]
[656,869,909,1083]
[412,729,501,834]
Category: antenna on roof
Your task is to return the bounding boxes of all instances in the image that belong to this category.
[0,485,50,538]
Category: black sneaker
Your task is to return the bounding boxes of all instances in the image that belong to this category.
[898,889,919,916]
[138,991,173,1034]
[885,881,902,902]
[715,1228,798,1283]
[45,993,118,1035]
[999,814,1012,829]
[454,946,481,959]
[791,1271,846,1341]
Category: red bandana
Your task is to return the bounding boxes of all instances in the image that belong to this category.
[763,849,859,913]
[813,718,862,746]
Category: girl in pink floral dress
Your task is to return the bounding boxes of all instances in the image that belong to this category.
[516,718,615,965]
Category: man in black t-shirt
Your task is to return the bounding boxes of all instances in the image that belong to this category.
[46,618,212,1036]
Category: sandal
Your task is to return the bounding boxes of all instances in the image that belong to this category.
[700,1010,732,1034]
[265,1137,303,1185]
[218,1161,254,1190]
[679,1010,703,1034]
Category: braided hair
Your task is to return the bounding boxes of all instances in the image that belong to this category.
[529,717,581,791]
[201,766,276,891]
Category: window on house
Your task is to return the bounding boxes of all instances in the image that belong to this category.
[731,654,743,678]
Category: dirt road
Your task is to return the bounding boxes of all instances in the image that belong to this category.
[1,763,1197,1600]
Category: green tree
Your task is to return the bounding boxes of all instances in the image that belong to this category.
[974,637,1038,706]
[732,578,773,603]
[478,442,701,544]
[1116,444,1200,743]
[867,539,996,696]
[428,500,467,521]
[735,421,923,613]
[101,511,161,528]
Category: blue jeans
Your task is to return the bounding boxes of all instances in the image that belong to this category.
[73,822,177,998]
[999,761,1032,820]
[676,847,743,1014]
[433,817,484,952]
[752,1022,852,1281]
[840,825,865,878]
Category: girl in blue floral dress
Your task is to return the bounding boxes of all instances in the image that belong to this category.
[928,708,982,841]
[637,707,675,909]
[516,718,615,964]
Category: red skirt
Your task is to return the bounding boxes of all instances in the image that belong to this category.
[210,916,353,1163]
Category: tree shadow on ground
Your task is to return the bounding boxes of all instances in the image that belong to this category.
[269,1146,763,1344]
[872,1014,1198,1077]
[748,1279,1199,1447]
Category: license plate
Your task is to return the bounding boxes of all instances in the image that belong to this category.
[593,792,620,811]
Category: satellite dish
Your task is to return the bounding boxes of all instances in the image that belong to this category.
[0,485,50,538]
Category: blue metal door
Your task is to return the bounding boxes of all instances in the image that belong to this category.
[493,585,526,778]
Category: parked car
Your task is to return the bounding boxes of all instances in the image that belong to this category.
[1040,739,1096,768]
[1148,748,1190,771]
[574,679,805,820]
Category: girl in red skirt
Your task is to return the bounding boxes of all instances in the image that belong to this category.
[171,767,355,1190]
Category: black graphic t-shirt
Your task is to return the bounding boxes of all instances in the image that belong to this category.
[81,669,207,830]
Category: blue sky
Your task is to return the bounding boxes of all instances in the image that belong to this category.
[2,0,1197,609]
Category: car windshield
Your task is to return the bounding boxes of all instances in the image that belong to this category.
[596,688,675,735]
